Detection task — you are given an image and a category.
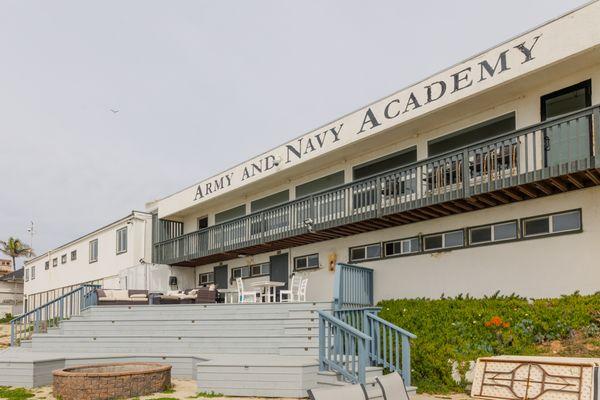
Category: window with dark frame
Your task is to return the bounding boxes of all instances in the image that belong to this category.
[197,216,209,230]
[469,221,518,245]
[349,243,381,262]
[52,258,58,267]
[61,254,67,264]
[423,230,464,252]
[71,250,77,261]
[523,210,581,238]
[232,262,270,280]
[294,254,319,271]
[44,261,49,270]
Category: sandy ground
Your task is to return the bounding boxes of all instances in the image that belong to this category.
[0,323,10,348]
[26,379,471,399]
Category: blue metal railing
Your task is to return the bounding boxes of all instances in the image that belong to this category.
[333,263,373,310]
[10,284,100,346]
[318,310,371,384]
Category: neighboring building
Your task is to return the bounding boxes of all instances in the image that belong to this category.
[0,268,24,317]
[148,2,600,302]
[21,211,186,311]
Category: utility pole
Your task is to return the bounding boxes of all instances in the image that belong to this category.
[26,221,35,256]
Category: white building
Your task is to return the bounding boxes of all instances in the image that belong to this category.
[148,2,600,303]
[0,269,23,317]
[23,211,173,310]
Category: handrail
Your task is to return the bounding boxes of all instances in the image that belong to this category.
[366,311,416,385]
[333,263,374,311]
[154,104,600,264]
[318,310,371,384]
[10,284,100,346]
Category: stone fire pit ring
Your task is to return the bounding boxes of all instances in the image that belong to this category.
[53,362,172,400]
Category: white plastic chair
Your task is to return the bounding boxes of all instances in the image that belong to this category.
[374,371,410,400]
[236,277,260,303]
[279,274,301,302]
[298,277,308,302]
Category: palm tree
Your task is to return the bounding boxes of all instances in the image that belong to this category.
[0,237,34,271]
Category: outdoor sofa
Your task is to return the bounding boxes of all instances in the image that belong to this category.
[154,287,217,304]
[96,289,149,305]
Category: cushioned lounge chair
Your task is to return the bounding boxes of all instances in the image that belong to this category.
[96,289,149,305]
[375,371,411,400]
[307,383,368,400]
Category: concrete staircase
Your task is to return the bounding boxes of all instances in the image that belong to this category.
[0,302,354,397]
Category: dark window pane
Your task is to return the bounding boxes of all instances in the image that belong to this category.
[424,235,443,250]
[296,171,345,198]
[215,205,246,224]
[351,247,366,261]
[296,257,307,269]
[542,81,590,120]
[494,222,517,240]
[250,190,290,212]
[366,245,381,259]
[409,238,420,253]
[470,226,492,244]
[428,113,515,156]
[307,254,319,267]
[553,211,580,232]
[385,241,401,256]
[198,217,208,229]
[445,231,464,247]
[525,217,550,236]
[353,148,417,180]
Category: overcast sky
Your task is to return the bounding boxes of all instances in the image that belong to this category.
[0,0,588,268]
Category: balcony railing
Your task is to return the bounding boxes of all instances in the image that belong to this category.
[154,105,600,265]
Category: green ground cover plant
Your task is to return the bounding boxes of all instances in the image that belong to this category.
[0,386,35,400]
[378,292,600,394]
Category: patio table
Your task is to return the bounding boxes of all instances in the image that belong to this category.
[250,281,285,303]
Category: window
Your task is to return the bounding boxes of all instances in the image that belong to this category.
[294,254,319,271]
[427,113,515,157]
[71,250,77,261]
[199,272,214,285]
[197,216,208,230]
[61,254,67,264]
[232,263,270,279]
[384,237,420,257]
[116,227,127,254]
[295,171,345,198]
[251,190,290,212]
[523,210,581,238]
[89,239,98,263]
[52,258,58,267]
[25,268,29,282]
[353,147,417,180]
[469,221,518,245]
[349,243,381,262]
[31,266,35,280]
[215,205,246,224]
[423,230,464,251]
[541,80,591,120]
[44,261,49,270]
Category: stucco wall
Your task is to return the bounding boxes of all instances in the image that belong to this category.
[194,187,600,301]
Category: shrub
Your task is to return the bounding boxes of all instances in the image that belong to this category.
[377,292,600,393]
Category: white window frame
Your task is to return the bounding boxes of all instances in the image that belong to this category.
[199,272,214,285]
[89,239,98,263]
[31,266,35,280]
[383,237,420,257]
[25,268,29,282]
[116,227,128,254]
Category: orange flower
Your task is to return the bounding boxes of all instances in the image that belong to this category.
[503,322,510,328]
[490,316,503,326]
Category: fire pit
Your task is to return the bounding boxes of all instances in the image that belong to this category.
[53,362,171,400]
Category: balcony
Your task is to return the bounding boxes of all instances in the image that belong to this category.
[154,106,600,266]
